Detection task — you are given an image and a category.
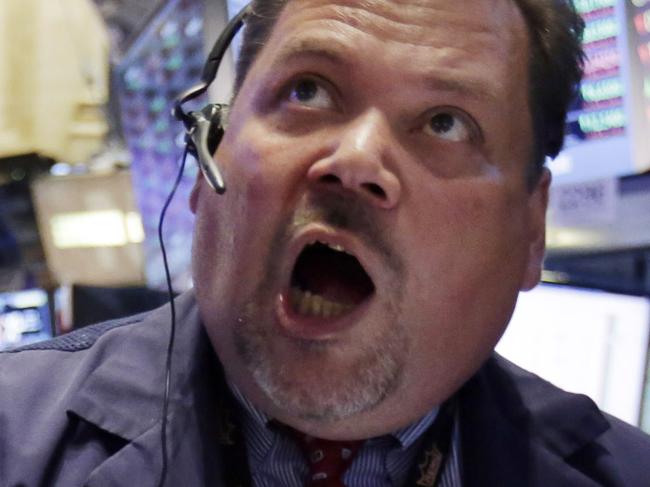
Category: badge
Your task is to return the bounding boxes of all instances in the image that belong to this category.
[416,446,443,486]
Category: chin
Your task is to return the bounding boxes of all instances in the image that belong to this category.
[232,307,408,423]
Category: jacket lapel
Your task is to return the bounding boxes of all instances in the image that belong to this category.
[84,399,227,487]
[64,292,229,486]
[458,355,622,487]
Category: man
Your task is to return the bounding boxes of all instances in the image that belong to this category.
[2,0,649,486]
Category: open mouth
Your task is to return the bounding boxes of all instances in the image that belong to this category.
[289,241,375,320]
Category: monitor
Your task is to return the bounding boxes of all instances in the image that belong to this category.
[0,289,52,351]
[497,283,650,429]
[548,0,650,184]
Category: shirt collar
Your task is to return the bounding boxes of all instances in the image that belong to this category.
[229,379,271,430]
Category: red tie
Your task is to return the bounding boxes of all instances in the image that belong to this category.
[292,432,364,487]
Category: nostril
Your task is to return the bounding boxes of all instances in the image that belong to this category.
[362,182,387,200]
[315,173,388,202]
[319,174,342,185]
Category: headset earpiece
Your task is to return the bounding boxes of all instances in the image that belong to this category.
[172,3,251,196]
[185,103,228,194]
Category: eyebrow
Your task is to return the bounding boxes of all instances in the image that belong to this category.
[421,75,497,103]
[271,36,497,103]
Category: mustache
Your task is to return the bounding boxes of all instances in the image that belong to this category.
[284,192,404,276]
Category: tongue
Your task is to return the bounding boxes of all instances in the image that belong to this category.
[292,243,375,305]
[305,258,367,304]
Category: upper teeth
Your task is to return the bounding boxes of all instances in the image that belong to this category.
[312,240,348,254]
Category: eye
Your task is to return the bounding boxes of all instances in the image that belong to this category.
[423,109,476,143]
[287,78,335,110]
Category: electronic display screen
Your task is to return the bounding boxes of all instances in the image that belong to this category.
[497,283,650,429]
[566,0,626,144]
[549,0,650,184]
[0,289,52,351]
[117,0,205,291]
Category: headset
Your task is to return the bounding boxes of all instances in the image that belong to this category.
[156,4,252,486]
[172,2,252,194]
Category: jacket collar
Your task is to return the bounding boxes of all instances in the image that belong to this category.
[458,354,617,487]
[66,292,201,439]
[65,291,229,486]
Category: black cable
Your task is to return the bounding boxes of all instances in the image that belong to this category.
[157,7,250,485]
[156,145,189,487]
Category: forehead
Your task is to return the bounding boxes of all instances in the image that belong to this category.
[275,0,527,41]
[259,0,530,87]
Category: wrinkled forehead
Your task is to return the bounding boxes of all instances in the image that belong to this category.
[257,0,531,76]
[248,0,531,106]
[271,0,529,44]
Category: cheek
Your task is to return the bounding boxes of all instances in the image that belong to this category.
[194,120,304,289]
[400,184,527,380]
[191,190,228,286]
[403,179,529,301]
[221,118,304,200]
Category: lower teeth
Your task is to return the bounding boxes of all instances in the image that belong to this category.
[291,287,352,318]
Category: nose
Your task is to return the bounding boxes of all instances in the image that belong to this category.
[306,109,402,209]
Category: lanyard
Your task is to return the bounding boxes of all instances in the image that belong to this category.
[213,363,457,487]
[404,397,457,487]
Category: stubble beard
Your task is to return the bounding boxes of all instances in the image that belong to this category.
[233,297,407,422]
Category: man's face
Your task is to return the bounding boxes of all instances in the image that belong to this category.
[191,0,550,438]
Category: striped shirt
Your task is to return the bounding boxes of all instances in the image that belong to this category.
[230,384,462,486]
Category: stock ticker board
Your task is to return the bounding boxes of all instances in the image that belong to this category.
[554,0,650,184]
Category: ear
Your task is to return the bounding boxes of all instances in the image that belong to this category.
[520,168,551,291]
[189,172,202,214]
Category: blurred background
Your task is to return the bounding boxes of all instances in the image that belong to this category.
[1,0,650,431]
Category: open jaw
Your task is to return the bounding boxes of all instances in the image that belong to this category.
[288,241,375,321]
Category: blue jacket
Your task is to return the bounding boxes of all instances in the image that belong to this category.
[1,291,649,486]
